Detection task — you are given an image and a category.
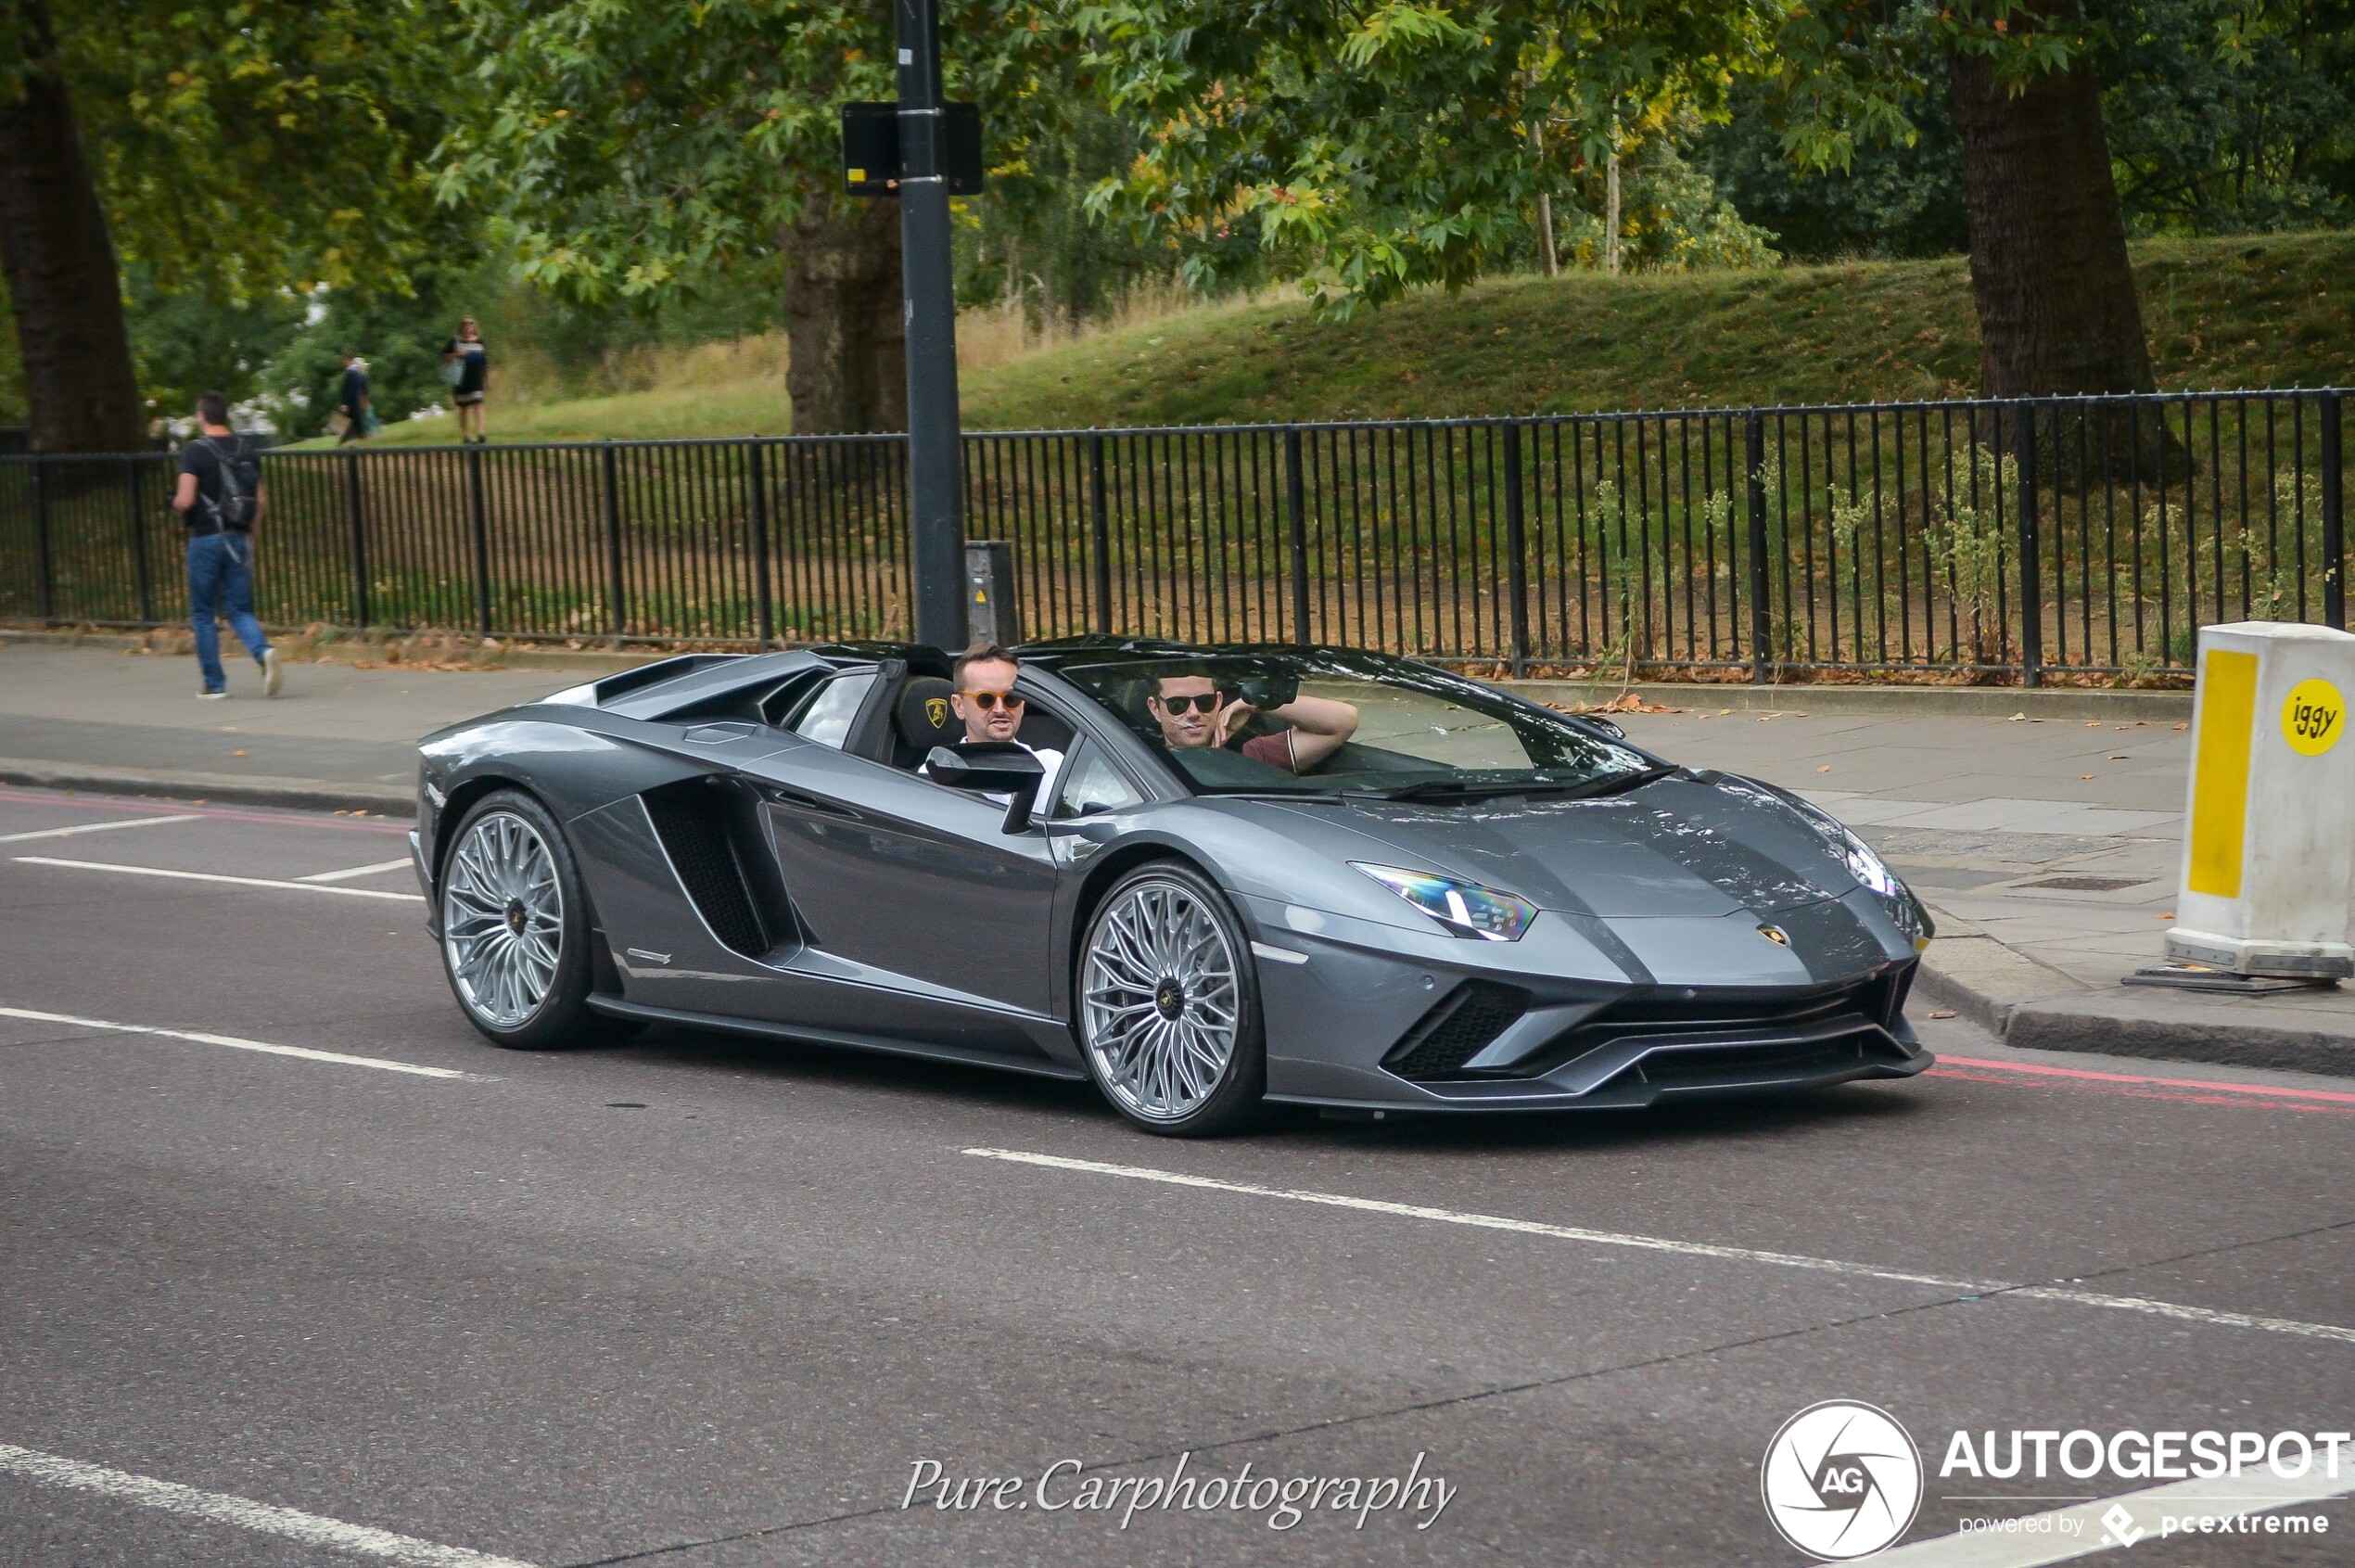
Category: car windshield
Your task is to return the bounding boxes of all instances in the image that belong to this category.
[1052,651,1658,797]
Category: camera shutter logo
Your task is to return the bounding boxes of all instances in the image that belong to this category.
[1760,1400,1923,1561]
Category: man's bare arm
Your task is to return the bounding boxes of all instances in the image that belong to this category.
[1268,695,1357,771]
[172,473,197,514]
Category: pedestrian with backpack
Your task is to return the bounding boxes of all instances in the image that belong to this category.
[172,391,281,700]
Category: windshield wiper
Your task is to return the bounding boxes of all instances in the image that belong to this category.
[1353,766,1681,804]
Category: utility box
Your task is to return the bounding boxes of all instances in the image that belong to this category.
[2166,621,2355,977]
[964,540,1020,647]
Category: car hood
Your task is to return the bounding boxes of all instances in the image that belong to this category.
[1267,775,1853,920]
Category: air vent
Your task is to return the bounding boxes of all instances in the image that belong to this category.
[642,782,770,957]
[1381,982,1528,1079]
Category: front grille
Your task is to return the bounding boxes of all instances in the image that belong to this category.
[643,783,769,957]
[1627,1033,1888,1088]
[1477,972,1905,1081]
[1382,982,1529,1078]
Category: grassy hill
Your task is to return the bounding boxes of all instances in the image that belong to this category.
[347,231,2352,445]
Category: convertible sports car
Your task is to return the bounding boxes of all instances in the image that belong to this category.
[411,639,1935,1135]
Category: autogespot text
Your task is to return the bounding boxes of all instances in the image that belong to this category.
[900,1452,1457,1530]
[1939,1427,2352,1481]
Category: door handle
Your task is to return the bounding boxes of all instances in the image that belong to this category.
[764,786,861,821]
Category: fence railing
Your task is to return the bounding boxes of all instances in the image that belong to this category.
[2,389,2345,682]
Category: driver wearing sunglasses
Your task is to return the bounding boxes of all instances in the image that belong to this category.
[1147,671,1357,774]
[923,642,1064,803]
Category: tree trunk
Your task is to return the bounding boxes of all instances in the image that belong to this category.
[1947,46,2155,398]
[0,0,145,453]
[782,188,907,435]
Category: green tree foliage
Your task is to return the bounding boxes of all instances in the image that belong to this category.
[1078,0,1776,311]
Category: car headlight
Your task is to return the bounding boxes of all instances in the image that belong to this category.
[1352,863,1536,942]
[1802,815,1933,950]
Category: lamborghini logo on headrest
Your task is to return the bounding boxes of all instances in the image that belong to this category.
[926,697,948,727]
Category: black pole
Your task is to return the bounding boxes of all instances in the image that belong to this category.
[32,460,54,622]
[2323,390,2345,631]
[1744,413,1770,682]
[1088,432,1113,634]
[602,440,626,639]
[344,449,368,630]
[1502,421,1531,677]
[2014,400,2043,687]
[465,443,492,637]
[127,457,154,625]
[896,0,966,653]
[1284,427,1311,645]
[746,440,775,645]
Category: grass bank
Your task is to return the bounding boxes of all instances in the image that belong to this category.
[333,231,2352,445]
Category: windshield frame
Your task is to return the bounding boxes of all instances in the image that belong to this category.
[1025,643,1665,800]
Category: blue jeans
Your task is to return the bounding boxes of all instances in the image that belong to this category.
[187,531,270,693]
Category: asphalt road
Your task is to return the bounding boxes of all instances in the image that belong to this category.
[2,784,2350,1567]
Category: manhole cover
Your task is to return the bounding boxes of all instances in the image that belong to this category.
[2015,874,2149,892]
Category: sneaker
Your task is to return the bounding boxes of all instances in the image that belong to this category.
[261,647,283,697]
[197,690,227,701]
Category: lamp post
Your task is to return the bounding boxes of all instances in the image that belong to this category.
[895,0,966,652]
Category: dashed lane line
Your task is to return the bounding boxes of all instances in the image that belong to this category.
[14,855,423,901]
[299,857,419,883]
[0,1443,537,1568]
[0,813,200,844]
[0,1007,483,1080]
[964,1148,2355,1346]
[1876,1466,2355,1565]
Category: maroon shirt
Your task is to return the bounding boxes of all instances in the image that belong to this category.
[1236,731,1297,771]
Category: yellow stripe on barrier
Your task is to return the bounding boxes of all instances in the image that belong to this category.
[2188,648,2259,898]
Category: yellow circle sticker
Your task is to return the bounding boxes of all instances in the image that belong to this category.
[2283,678,2346,756]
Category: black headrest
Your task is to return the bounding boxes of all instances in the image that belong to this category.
[896,676,959,748]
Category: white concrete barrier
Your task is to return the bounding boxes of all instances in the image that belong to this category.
[2167,621,2355,977]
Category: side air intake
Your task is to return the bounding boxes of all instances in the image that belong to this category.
[1381,981,1528,1079]
[641,779,776,959]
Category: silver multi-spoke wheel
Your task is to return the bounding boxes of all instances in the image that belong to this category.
[1082,876,1243,1124]
[441,809,565,1030]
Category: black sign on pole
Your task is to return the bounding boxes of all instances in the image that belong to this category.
[841,102,984,197]
[891,0,967,653]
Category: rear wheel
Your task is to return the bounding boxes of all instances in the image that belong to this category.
[1078,861,1265,1136]
[439,789,614,1049]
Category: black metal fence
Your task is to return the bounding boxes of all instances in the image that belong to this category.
[2,389,2346,682]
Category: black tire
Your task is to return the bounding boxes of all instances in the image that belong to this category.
[1076,860,1266,1137]
[437,788,623,1050]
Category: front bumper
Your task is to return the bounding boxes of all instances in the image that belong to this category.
[1244,897,1930,1111]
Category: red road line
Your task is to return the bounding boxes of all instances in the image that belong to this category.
[0,787,409,835]
[1933,1052,2355,1105]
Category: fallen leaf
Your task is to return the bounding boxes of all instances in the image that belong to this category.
[2081,773,2096,780]
[2173,722,2189,731]
[1816,765,1832,773]
[2158,911,2175,920]
[2007,712,2026,721]
[231,749,247,758]
[1928,1009,1956,1020]
[2109,753,2128,759]
[2085,720,2103,728]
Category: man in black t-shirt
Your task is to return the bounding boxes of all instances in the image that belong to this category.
[172,392,280,699]
[337,353,372,442]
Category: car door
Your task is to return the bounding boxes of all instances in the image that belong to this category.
[749,720,1062,1025]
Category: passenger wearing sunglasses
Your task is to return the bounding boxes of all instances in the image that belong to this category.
[923,643,1064,804]
[1147,672,1357,773]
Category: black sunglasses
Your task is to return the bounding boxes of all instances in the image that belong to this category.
[1155,692,1226,715]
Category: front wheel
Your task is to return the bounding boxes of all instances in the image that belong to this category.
[1077,861,1265,1137]
[439,788,612,1049]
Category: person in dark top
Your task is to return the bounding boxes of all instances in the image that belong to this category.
[442,317,490,443]
[1146,672,1356,773]
[171,391,280,699]
[337,352,372,442]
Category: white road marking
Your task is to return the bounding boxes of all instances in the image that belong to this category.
[299,858,418,883]
[16,856,423,901]
[0,1007,480,1080]
[964,1149,2355,1345]
[0,814,199,844]
[0,1443,537,1568]
[1878,1466,2355,1565]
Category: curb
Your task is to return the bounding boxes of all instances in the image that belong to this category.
[1916,941,2355,1080]
[1505,680,2194,721]
[0,759,413,818]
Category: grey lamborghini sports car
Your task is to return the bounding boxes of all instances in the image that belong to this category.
[411,639,1935,1135]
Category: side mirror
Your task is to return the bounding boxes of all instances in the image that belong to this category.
[925,743,1045,833]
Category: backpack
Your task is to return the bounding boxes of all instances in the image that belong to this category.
[197,436,261,531]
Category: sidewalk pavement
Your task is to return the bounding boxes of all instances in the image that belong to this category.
[6,631,2347,1077]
